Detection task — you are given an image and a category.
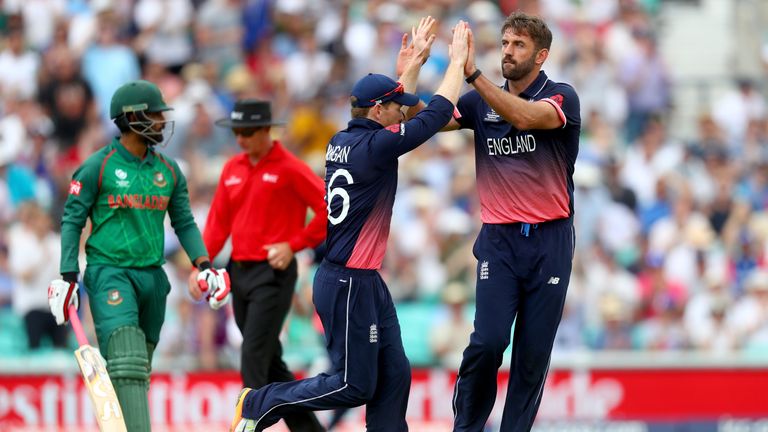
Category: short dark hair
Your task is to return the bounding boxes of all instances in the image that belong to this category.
[350,96,370,119]
[351,106,370,119]
[502,12,552,51]
[349,98,397,119]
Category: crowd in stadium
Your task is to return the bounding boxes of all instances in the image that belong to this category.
[1,0,767,374]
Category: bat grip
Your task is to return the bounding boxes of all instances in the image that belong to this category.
[68,305,89,346]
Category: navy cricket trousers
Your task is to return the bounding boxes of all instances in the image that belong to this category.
[241,260,411,431]
[453,219,574,431]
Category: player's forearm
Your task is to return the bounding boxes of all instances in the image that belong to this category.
[176,224,210,265]
[60,222,83,274]
[470,75,542,130]
[293,212,328,251]
[398,57,423,95]
[398,49,427,93]
[434,61,465,105]
[193,256,211,268]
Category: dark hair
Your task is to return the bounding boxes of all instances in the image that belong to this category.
[350,106,370,119]
[349,98,397,119]
[502,12,552,51]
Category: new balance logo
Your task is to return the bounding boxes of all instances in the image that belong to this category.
[479,261,489,280]
[369,324,378,343]
[547,277,560,285]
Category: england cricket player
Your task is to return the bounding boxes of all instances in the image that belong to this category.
[230,18,470,432]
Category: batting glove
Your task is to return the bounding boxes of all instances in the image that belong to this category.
[197,268,231,310]
[48,279,79,325]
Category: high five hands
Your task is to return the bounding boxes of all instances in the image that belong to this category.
[395,18,476,77]
[396,16,438,77]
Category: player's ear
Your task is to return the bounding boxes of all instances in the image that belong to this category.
[535,48,549,65]
[370,103,382,121]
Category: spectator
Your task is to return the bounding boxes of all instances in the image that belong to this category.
[0,23,40,100]
[8,202,66,349]
[429,281,473,369]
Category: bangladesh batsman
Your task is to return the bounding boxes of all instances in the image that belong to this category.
[47,80,231,432]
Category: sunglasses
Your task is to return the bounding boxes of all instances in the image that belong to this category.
[369,82,404,104]
[232,128,263,137]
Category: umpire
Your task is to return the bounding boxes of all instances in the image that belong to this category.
[196,99,328,432]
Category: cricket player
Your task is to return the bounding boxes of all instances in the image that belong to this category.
[441,12,581,431]
[47,79,231,432]
[229,19,470,432]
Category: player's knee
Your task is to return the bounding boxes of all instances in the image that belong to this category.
[474,331,510,359]
[390,355,411,389]
[519,346,551,376]
[106,326,150,385]
[347,386,375,404]
[346,377,377,403]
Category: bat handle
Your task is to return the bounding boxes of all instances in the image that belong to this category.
[68,305,89,347]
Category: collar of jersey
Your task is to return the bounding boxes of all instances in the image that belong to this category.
[112,138,156,165]
[347,118,381,130]
[509,70,549,100]
[235,140,284,166]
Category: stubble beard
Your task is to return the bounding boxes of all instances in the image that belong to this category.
[502,54,536,82]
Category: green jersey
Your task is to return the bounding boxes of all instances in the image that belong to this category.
[60,138,207,274]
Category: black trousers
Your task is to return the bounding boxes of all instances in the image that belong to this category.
[25,309,68,349]
[230,259,325,432]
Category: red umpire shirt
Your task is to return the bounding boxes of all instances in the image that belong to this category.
[203,140,328,261]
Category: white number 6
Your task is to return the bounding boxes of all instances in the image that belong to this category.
[327,169,354,225]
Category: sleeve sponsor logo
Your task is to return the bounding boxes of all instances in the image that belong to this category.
[224,175,242,186]
[550,94,564,107]
[385,123,402,134]
[69,180,82,196]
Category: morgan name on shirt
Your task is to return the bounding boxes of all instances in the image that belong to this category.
[326,144,351,164]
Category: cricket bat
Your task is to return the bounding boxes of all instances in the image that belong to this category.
[69,305,127,432]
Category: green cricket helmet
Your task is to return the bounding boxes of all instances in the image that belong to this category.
[109,80,172,119]
[110,80,175,146]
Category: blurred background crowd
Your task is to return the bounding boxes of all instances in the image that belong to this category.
[2,0,768,374]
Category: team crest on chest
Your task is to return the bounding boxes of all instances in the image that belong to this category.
[153,171,167,187]
[107,290,123,306]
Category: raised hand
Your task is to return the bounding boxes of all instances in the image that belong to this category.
[465,24,477,77]
[412,16,438,60]
[449,21,470,67]
[395,16,438,77]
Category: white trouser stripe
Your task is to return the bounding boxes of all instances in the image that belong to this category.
[255,277,354,427]
[452,375,461,423]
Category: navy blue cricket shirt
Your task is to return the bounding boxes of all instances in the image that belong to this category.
[456,71,581,224]
[323,95,454,269]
